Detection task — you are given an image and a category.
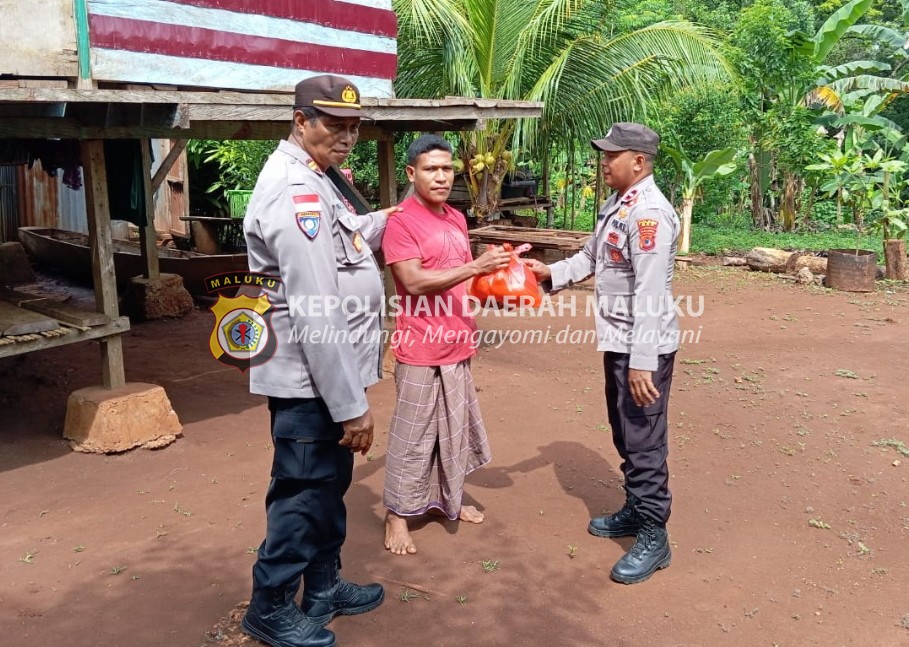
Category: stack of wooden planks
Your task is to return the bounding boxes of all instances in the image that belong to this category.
[468,225,591,252]
[0,288,110,349]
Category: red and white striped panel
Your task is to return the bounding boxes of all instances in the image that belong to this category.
[86,0,397,97]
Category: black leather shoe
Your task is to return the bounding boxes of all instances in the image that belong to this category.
[610,516,671,584]
[242,586,336,647]
[588,495,642,538]
[302,560,385,626]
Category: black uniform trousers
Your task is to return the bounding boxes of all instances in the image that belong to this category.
[252,397,354,591]
[604,351,676,524]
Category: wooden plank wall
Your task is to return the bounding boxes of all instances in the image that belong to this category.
[0,0,78,77]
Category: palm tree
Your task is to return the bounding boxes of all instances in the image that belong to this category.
[393,0,732,218]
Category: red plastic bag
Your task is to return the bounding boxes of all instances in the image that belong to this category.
[469,243,542,308]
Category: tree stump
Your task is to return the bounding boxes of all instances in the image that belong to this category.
[884,240,908,280]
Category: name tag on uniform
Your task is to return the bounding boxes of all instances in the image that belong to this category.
[352,231,364,252]
[293,194,321,239]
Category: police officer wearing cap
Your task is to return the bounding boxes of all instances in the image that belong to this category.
[241,75,400,647]
[524,123,680,584]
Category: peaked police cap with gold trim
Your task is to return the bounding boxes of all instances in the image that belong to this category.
[294,75,361,118]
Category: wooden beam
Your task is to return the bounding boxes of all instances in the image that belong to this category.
[0,317,130,359]
[0,288,111,327]
[151,140,188,193]
[81,139,126,389]
[377,139,397,209]
[0,117,386,141]
[0,88,544,113]
[139,139,160,280]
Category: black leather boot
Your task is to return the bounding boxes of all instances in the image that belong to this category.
[242,585,336,647]
[302,560,385,626]
[588,494,642,538]
[610,515,671,584]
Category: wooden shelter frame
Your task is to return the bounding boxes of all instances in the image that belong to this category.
[0,87,542,389]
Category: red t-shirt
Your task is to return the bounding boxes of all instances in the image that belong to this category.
[382,196,477,366]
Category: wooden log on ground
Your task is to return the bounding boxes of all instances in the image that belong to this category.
[746,247,793,273]
[785,252,827,275]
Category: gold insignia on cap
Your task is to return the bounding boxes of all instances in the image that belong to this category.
[341,85,358,104]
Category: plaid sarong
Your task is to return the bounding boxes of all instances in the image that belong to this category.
[383,360,491,519]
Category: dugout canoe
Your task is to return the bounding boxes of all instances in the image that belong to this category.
[18,227,248,295]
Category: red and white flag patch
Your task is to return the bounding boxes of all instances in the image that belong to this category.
[293,194,321,239]
[293,194,320,213]
[636,219,658,251]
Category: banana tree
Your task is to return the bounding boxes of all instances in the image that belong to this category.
[663,145,737,255]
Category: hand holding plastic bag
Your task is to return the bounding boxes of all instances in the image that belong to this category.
[469,243,542,308]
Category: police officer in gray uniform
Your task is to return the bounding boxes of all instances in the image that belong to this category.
[241,75,399,647]
[524,123,680,585]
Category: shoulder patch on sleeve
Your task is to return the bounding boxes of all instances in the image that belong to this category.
[636,218,659,251]
[293,193,321,239]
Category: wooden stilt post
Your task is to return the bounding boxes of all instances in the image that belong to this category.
[81,139,126,389]
[376,135,398,374]
[139,138,160,280]
[377,137,397,209]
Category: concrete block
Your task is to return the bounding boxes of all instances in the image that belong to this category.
[124,273,193,320]
[64,382,183,453]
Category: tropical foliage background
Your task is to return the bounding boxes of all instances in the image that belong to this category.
[188,0,909,275]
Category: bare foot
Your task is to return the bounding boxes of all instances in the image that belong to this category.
[384,511,417,555]
[458,505,484,524]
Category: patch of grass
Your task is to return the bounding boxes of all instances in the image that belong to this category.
[399,588,426,603]
[173,503,192,517]
[900,614,909,630]
[834,369,859,379]
[109,565,127,575]
[73,545,85,553]
[690,221,879,258]
[873,438,909,457]
[808,519,831,529]
[455,595,468,605]
[567,545,578,558]
[481,559,499,573]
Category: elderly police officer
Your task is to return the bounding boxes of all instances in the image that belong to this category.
[242,75,399,647]
[524,123,680,585]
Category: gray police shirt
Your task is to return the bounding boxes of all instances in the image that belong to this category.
[548,175,681,371]
[243,140,387,422]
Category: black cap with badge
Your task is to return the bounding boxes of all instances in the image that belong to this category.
[294,74,362,118]
[591,122,660,155]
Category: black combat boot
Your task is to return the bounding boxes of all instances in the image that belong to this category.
[588,494,642,538]
[301,559,385,626]
[610,515,671,584]
[242,585,336,647]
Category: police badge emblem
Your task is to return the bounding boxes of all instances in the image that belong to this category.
[636,218,659,251]
[341,85,358,104]
[293,194,321,239]
[209,293,277,372]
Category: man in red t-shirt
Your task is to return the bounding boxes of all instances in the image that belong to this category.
[381,135,510,555]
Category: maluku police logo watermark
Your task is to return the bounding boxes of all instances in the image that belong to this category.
[206,272,281,372]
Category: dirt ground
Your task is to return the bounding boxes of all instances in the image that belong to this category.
[1,266,908,647]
